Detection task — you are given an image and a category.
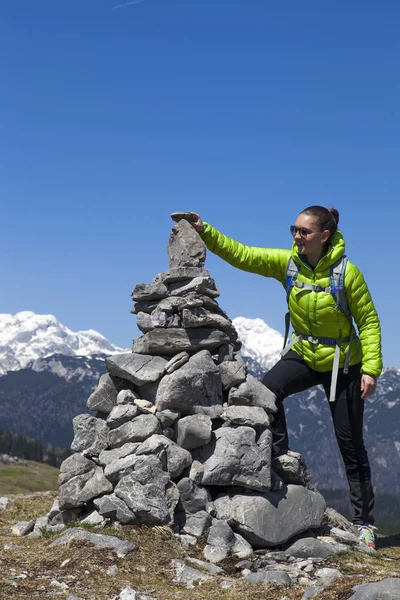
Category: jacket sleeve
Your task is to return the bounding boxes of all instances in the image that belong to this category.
[345,263,383,378]
[200,222,289,285]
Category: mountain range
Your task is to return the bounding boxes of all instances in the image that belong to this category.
[0,311,399,497]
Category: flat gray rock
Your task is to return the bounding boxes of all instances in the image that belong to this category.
[245,569,291,586]
[104,454,142,483]
[98,443,139,467]
[168,220,206,268]
[131,281,168,302]
[108,414,161,449]
[171,558,211,589]
[105,353,167,386]
[9,520,35,536]
[169,276,220,298]
[165,352,190,374]
[94,493,136,524]
[71,414,109,457]
[176,414,213,450]
[214,485,326,548]
[181,308,235,337]
[133,328,229,356]
[349,578,400,599]
[155,350,223,418]
[154,267,210,283]
[284,536,349,558]
[131,300,159,314]
[222,405,271,428]
[194,426,271,491]
[229,375,278,413]
[106,405,138,430]
[51,527,136,557]
[330,526,359,546]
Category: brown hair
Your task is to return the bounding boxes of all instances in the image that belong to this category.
[301,205,339,238]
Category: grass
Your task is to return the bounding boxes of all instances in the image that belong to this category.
[0,461,59,495]
[0,462,400,599]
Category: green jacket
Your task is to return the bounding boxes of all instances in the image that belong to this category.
[200,222,382,378]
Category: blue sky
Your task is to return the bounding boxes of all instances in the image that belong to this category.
[1,0,399,366]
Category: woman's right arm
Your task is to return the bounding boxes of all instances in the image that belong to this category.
[188,213,289,284]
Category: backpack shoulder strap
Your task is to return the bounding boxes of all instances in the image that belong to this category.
[330,256,350,317]
[286,257,299,304]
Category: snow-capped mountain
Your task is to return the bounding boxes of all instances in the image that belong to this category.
[0,312,125,376]
[232,317,283,377]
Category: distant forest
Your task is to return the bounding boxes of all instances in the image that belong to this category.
[0,429,71,468]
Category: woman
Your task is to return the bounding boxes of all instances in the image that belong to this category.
[187,206,382,548]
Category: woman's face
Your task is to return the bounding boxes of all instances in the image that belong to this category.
[292,213,330,256]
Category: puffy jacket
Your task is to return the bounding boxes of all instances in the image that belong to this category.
[200,222,382,378]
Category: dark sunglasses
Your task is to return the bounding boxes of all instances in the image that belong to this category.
[290,225,320,238]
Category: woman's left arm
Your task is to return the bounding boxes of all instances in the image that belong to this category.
[345,263,383,390]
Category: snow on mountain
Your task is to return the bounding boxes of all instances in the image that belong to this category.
[0,311,125,376]
[233,316,283,377]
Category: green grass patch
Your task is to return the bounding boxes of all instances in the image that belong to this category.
[0,460,59,494]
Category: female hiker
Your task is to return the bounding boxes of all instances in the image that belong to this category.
[184,206,382,549]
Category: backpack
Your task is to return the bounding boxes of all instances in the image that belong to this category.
[282,255,354,402]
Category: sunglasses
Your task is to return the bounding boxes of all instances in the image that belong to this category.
[290,225,320,238]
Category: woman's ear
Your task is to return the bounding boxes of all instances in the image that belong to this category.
[321,230,330,243]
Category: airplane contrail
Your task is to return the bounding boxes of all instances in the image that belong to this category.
[113,0,145,8]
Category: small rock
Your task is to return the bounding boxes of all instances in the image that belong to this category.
[0,497,14,510]
[314,567,343,586]
[107,565,118,576]
[171,558,211,589]
[301,587,324,600]
[9,520,35,536]
[221,580,234,589]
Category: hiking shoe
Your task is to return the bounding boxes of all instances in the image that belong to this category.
[357,524,377,549]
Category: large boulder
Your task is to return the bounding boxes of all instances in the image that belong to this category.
[193,426,271,492]
[133,328,230,356]
[214,485,326,548]
[155,350,223,418]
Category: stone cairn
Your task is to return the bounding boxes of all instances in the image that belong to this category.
[48,220,363,565]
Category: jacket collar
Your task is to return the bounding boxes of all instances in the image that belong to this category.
[291,230,346,271]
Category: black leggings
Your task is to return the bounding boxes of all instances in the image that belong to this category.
[262,350,374,525]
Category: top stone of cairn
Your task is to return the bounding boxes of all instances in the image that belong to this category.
[168,219,206,268]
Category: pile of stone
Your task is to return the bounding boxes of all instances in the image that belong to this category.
[29,221,365,566]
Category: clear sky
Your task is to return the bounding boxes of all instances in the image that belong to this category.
[1,1,399,366]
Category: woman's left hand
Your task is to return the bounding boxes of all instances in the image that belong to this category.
[361,374,377,399]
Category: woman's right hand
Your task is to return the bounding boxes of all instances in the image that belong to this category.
[189,212,205,232]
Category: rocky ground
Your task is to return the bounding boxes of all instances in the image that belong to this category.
[1,491,400,600]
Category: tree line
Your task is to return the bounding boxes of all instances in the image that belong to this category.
[0,429,71,467]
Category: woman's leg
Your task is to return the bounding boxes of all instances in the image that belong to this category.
[321,364,374,525]
[262,350,320,457]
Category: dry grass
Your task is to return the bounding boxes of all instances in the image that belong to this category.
[0,493,400,600]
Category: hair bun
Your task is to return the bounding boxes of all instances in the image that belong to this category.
[328,208,339,225]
